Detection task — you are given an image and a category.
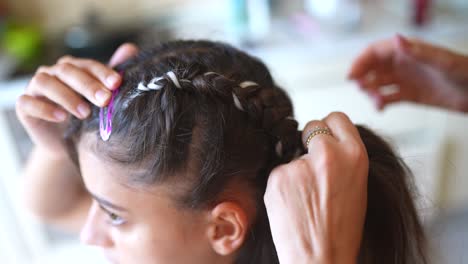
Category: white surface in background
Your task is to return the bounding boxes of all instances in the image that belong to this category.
[33,243,108,264]
[0,77,29,109]
[1,6,468,262]
[256,34,468,210]
[288,81,448,214]
[0,59,467,264]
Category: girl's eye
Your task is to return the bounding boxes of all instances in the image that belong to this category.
[107,212,126,226]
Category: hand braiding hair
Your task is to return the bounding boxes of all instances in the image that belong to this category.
[67,40,428,264]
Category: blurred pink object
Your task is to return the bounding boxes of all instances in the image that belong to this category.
[413,0,431,26]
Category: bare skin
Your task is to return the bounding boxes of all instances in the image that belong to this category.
[265,112,368,264]
[77,133,248,264]
[18,43,139,232]
[20,34,468,262]
[18,44,369,263]
[348,35,468,112]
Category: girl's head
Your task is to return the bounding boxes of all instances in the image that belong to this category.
[67,40,427,264]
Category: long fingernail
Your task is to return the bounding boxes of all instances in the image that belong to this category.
[77,103,91,118]
[95,90,110,105]
[106,74,121,88]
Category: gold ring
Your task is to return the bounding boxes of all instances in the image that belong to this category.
[305,126,332,147]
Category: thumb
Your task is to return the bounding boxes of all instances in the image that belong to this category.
[109,43,139,67]
[395,34,456,71]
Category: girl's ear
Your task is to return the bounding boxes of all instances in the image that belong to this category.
[206,202,249,256]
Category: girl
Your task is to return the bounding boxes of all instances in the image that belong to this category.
[19,40,427,263]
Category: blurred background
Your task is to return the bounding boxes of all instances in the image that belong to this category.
[0,0,467,263]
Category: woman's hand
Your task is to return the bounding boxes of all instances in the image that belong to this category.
[348,35,468,112]
[16,43,138,158]
[264,112,369,264]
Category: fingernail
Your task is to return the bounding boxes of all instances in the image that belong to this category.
[54,110,66,121]
[106,74,121,88]
[95,90,110,105]
[77,103,91,118]
[395,34,410,52]
[373,96,384,111]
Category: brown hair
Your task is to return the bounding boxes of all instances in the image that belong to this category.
[66,40,427,263]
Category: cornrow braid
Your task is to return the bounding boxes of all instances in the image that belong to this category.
[65,39,429,264]
[68,40,306,264]
[125,69,305,162]
[66,40,428,264]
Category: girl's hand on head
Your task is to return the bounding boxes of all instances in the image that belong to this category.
[16,43,139,158]
[348,35,468,112]
[264,112,368,264]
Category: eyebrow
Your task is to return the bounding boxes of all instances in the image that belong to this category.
[90,192,128,212]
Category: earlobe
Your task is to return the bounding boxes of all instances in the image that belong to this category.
[207,202,249,256]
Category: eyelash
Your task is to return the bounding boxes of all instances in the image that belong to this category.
[99,206,126,226]
[106,211,126,226]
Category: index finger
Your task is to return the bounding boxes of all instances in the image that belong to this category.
[348,37,397,80]
[58,56,122,90]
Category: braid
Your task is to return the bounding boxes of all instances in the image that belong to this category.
[127,69,305,164]
[69,40,427,264]
[70,40,309,264]
[237,85,305,162]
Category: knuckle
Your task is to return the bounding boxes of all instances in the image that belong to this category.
[121,42,137,50]
[30,72,50,88]
[56,62,73,75]
[16,95,29,110]
[81,77,102,93]
[90,63,109,77]
[36,65,49,73]
[348,142,368,165]
[304,120,315,128]
[302,120,322,138]
[304,120,320,129]
[57,55,74,64]
[327,111,349,122]
[81,58,96,66]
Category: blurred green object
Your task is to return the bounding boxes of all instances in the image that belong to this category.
[2,22,43,71]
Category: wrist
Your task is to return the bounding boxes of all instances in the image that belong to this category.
[277,249,357,264]
[330,255,357,264]
[317,255,356,264]
[34,145,70,161]
[318,247,358,264]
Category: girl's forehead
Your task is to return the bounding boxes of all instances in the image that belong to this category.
[78,147,166,213]
[77,134,173,204]
[78,140,127,193]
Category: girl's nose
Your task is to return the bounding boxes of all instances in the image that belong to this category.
[80,202,113,248]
